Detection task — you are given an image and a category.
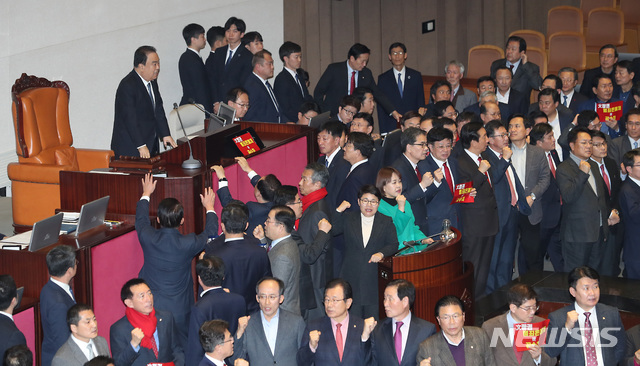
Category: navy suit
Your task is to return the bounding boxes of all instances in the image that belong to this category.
[217,175,273,237]
[186,288,246,366]
[370,315,436,366]
[577,97,625,138]
[178,48,212,111]
[136,199,218,349]
[209,45,253,103]
[580,67,617,100]
[377,67,425,133]
[392,155,432,235]
[383,129,403,166]
[565,91,589,115]
[243,73,285,123]
[0,314,26,363]
[204,51,217,107]
[318,149,351,211]
[297,314,371,366]
[619,177,640,279]
[422,155,461,236]
[204,235,271,314]
[503,89,529,116]
[490,59,542,98]
[40,279,76,366]
[273,68,312,122]
[314,61,395,116]
[539,150,564,271]
[110,309,184,366]
[335,161,377,210]
[546,303,625,365]
[198,356,216,366]
[110,70,171,158]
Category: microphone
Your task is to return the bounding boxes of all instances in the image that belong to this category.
[173,103,202,170]
[188,98,224,127]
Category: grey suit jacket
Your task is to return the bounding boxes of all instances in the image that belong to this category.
[609,135,634,168]
[416,327,496,366]
[267,236,301,315]
[514,143,550,225]
[52,335,110,366]
[453,87,478,113]
[625,324,640,366]
[233,309,305,366]
[481,314,555,366]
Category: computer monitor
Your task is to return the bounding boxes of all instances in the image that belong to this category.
[217,102,237,126]
[76,196,110,236]
[28,212,64,252]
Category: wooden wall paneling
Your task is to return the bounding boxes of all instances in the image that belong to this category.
[357,0,383,78]
[331,0,356,62]
[379,0,404,75]
[416,0,440,77]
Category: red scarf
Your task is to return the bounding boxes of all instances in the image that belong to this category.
[125,307,158,357]
[301,187,328,213]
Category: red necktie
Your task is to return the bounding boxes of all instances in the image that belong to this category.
[336,323,344,361]
[548,153,556,178]
[394,321,403,364]
[443,162,454,193]
[584,312,598,366]
[150,336,159,359]
[600,165,611,195]
[350,71,356,95]
[478,157,491,186]
[513,342,524,363]
[415,166,421,181]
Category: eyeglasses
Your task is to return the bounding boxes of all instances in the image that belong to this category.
[410,142,428,148]
[221,338,234,344]
[303,114,315,121]
[342,109,357,117]
[438,313,463,321]
[265,218,282,225]
[234,101,250,109]
[518,305,540,312]
[491,134,509,138]
[257,294,280,301]
[391,51,405,56]
[290,201,303,206]
[359,199,379,206]
[323,298,345,305]
[593,142,607,148]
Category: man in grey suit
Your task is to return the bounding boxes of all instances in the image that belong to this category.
[609,109,640,167]
[482,284,555,366]
[546,266,625,365]
[416,295,496,366]
[52,304,110,366]
[446,60,477,113]
[255,206,301,315]
[233,277,305,366]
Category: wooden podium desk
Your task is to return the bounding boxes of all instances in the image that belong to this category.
[377,228,475,325]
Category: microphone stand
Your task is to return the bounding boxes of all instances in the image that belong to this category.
[189,99,225,127]
[173,103,202,169]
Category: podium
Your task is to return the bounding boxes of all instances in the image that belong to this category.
[377,228,475,325]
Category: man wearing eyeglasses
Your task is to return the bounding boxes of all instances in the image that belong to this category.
[232,277,305,366]
[198,319,248,366]
[225,87,250,121]
[482,284,555,366]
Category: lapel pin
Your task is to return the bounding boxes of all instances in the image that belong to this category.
[470,346,474,349]
[408,75,411,80]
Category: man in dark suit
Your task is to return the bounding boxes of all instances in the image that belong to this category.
[377,42,425,133]
[456,122,499,297]
[535,88,574,161]
[609,109,640,167]
[297,279,373,366]
[314,43,400,121]
[546,266,625,365]
[625,324,640,366]
[559,67,589,114]
[317,121,350,211]
[577,75,624,139]
[178,23,211,111]
[3,345,32,366]
[613,61,636,115]
[580,44,619,100]
[52,304,110,366]
[335,132,377,209]
[464,91,512,126]
[383,111,422,166]
[204,26,226,105]
[494,66,528,116]
[110,46,177,158]
[274,41,312,122]
[369,280,436,366]
[209,17,253,106]
[186,257,246,366]
[0,275,26,361]
[243,50,285,123]
[391,127,435,235]
[233,277,306,366]
[40,245,77,366]
[136,173,218,349]
[620,149,640,279]
[490,36,542,99]
[196,319,241,366]
[481,284,555,366]
[204,203,271,314]
[529,123,564,271]
[110,279,184,366]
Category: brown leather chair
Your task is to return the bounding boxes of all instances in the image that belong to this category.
[548,32,587,76]
[586,7,625,52]
[581,0,616,28]
[547,6,583,42]
[8,73,114,229]
[620,0,640,52]
[509,30,546,50]
[467,45,504,79]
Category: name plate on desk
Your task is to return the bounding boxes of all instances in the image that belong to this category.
[109,155,166,172]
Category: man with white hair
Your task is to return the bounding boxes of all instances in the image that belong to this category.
[446,60,477,113]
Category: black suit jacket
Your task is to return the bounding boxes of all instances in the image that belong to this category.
[483,149,531,226]
[314,61,395,115]
[274,68,312,122]
[40,279,76,366]
[377,67,425,133]
[243,73,285,123]
[186,288,246,366]
[178,48,212,111]
[110,309,184,366]
[422,155,461,235]
[209,45,253,103]
[110,70,171,158]
[383,129,403,166]
[217,175,273,237]
[370,315,436,366]
[566,91,589,114]
[318,149,351,211]
[0,314,26,363]
[540,150,562,228]
[619,178,640,260]
[204,51,217,107]
[504,89,529,116]
[335,161,377,210]
[391,155,432,234]
[490,59,542,98]
[580,67,617,99]
[609,135,634,167]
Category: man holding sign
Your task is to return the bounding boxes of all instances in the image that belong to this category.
[577,75,625,139]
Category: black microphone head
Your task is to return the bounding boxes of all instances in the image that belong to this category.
[173,103,179,109]
[188,98,196,104]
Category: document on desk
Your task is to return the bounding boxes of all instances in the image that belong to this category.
[0,230,32,250]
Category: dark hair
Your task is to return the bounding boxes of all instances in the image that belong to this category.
[319,120,347,138]
[623,149,640,169]
[484,119,506,138]
[507,283,537,307]
[0,275,17,310]
[84,355,116,366]
[567,126,591,145]
[271,206,296,233]
[543,74,562,90]
[304,162,329,188]
[4,344,33,366]
[506,35,526,52]
[352,112,374,128]
[224,17,246,33]
[133,46,156,68]
[480,102,499,117]
[67,303,93,328]
[226,87,249,104]
[387,279,416,308]
[433,117,456,129]
[457,111,480,124]
[495,65,513,78]
[430,80,452,102]
[616,60,634,74]
[592,74,613,90]
[401,111,422,127]
[400,127,426,152]
[279,41,302,61]
[206,26,225,47]
[509,113,533,130]
[459,121,484,149]
[255,276,285,296]
[538,88,560,103]
[568,266,600,289]
[348,43,370,60]
[182,23,205,46]
[434,295,465,318]
[197,256,225,287]
[325,278,353,300]
[357,184,381,200]
[252,49,272,68]
[558,67,579,82]
[529,110,548,123]
[157,198,183,228]
[627,108,640,122]
[433,101,455,117]
[220,203,249,234]
[273,185,298,206]
[477,76,496,90]
[577,110,599,128]
[427,127,454,145]
[590,130,607,141]
[353,87,373,106]
[199,319,229,352]
[256,174,282,202]
[299,101,320,115]
[388,42,407,54]
[529,123,553,145]
[46,245,76,277]
[376,167,402,195]
[599,44,618,58]
[346,132,374,158]
[242,31,263,45]
[120,278,148,303]
[340,95,361,111]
